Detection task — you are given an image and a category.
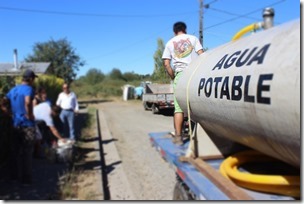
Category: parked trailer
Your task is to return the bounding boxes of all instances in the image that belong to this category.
[148,12,300,201]
[142,83,174,114]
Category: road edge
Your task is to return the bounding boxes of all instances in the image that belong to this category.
[98,109,136,200]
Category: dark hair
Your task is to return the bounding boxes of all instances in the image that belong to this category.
[22,69,37,82]
[173,22,187,34]
[22,76,33,83]
[35,86,46,95]
[51,105,61,115]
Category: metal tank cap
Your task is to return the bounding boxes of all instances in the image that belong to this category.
[263,7,275,17]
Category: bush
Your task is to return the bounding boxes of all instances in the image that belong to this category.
[72,78,126,99]
[15,74,65,104]
[0,76,15,97]
[0,98,12,165]
[33,75,65,104]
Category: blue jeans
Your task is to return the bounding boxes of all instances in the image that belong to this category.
[59,110,75,140]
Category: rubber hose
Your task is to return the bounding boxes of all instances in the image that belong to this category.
[232,23,263,41]
[220,150,300,197]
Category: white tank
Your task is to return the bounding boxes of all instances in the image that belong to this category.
[175,19,300,167]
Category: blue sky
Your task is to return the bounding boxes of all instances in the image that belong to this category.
[0,0,300,78]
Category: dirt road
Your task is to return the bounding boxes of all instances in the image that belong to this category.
[95,100,177,200]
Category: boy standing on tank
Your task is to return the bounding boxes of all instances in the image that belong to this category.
[162,22,203,145]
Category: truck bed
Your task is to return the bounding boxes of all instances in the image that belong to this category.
[145,84,173,94]
[142,93,174,102]
[148,132,296,201]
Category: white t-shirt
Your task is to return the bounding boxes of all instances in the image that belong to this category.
[34,102,54,127]
[162,34,203,73]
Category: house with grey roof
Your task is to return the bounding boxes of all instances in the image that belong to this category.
[0,62,50,76]
[0,49,50,76]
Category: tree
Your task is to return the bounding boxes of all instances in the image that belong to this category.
[123,71,140,82]
[84,68,105,85]
[0,75,15,95]
[152,38,171,83]
[25,38,85,83]
[108,68,124,81]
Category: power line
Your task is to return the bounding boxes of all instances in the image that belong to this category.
[0,6,195,18]
[85,10,197,60]
[204,0,218,7]
[86,26,169,60]
[208,7,260,21]
[204,0,285,30]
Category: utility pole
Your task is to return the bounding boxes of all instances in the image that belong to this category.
[199,0,203,47]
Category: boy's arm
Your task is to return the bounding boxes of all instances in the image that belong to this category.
[163,59,175,80]
[25,95,34,120]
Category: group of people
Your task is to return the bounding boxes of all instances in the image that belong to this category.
[4,69,79,186]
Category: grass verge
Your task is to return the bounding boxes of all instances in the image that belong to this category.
[58,106,103,200]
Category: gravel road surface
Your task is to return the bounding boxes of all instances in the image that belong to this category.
[95,100,177,200]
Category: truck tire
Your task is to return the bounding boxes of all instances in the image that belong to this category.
[143,102,149,110]
[173,179,194,200]
[151,104,159,114]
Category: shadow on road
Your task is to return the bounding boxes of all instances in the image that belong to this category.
[144,108,174,117]
[78,137,98,143]
[160,109,174,117]
[78,99,112,105]
[75,160,102,171]
[106,161,122,174]
[102,138,118,145]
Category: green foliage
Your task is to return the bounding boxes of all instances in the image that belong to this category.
[33,75,65,105]
[0,75,15,96]
[108,68,124,81]
[8,74,64,105]
[73,68,151,99]
[79,68,105,85]
[73,78,125,99]
[123,71,141,82]
[25,38,85,84]
[151,38,171,84]
[0,101,12,165]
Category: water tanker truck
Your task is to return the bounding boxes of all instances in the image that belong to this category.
[148,8,300,200]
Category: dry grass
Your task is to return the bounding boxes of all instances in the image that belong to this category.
[58,106,103,200]
[58,168,79,199]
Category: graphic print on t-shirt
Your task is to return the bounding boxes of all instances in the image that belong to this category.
[173,38,193,59]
